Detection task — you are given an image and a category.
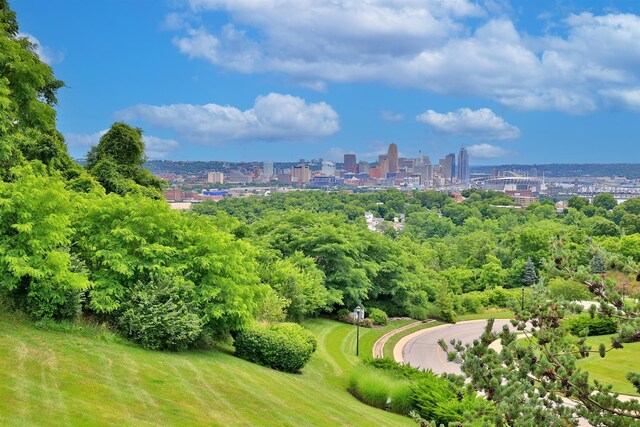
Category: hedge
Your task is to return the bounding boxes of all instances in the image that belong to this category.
[234,322,317,373]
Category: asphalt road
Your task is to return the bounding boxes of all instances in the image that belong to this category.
[401,319,514,375]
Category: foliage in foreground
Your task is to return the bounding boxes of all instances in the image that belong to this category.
[234,322,318,373]
[349,358,494,425]
[442,282,640,426]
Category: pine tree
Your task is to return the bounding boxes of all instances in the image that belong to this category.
[590,253,607,274]
[522,257,537,287]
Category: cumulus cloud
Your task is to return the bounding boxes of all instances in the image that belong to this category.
[381,110,405,122]
[167,2,640,113]
[117,93,339,144]
[65,130,179,160]
[600,88,640,110]
[19,32,65,64]
[466,144,512,158]
[416,108,521,140]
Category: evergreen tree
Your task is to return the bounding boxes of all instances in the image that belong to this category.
[590,253,607,274]
[522,257,537,287]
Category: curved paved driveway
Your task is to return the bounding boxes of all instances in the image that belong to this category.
[398,319,514,375]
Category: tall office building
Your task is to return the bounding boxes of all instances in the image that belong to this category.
[387,143,399,173]
[378,154,389,177]
[292,164,311,183]
[262,161,274,177]
[344,153,357,173]
[457,148,469,183]
[439,153,455,183]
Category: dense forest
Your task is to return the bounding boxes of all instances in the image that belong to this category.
[2,1,640,424]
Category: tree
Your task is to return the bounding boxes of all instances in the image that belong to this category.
[0,1,80,179]
[522,257,537,287]
[620,214,640,235]
[593,193,618,211]
[443,282,640,426]
[86,122,165,197]
[568,196,589,211]
[590,253,607,274]
[0,166,90,319]
[588,217,621,237]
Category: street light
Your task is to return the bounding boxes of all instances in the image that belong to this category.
[355,306,362,356]
[521,284,525,312]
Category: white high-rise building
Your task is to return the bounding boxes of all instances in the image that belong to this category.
[263,161,274,177]
[457,148,469,184]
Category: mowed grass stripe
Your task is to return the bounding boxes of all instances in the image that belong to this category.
[0,313,413,426]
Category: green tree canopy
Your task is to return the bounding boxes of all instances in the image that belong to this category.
[86,122,165,197]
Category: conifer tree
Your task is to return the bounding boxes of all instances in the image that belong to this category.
[522,257,537,287]
[590,253,607,274]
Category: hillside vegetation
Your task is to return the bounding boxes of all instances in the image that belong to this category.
[0,313,411,426]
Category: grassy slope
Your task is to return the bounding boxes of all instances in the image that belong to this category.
[0,313,413,426]
[575,335,640,396]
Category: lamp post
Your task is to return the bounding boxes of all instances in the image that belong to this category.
[355,306,362,356]
[521,284,525,311]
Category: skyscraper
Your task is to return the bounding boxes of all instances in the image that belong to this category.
[439,153,455,183]
[263,161,274,177]
[457,148,469,183]
[387,143,399,173]
[344,153,357,173]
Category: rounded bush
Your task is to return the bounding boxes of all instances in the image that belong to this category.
[234,322,317,373]
[117,276,203,351]
[368,308,388,326]
[565,315,617,336]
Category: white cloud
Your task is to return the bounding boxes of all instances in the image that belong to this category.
[117,93,339,144]
[416,108,521,140]
[381,110,405,122]
[466,144,512,158]
[600,88,640,111]
[168,3,640,113]
[65,130,179,160]
[19,32,65,65]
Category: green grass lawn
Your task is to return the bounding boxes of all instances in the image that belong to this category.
[357,318,416,359]
[0,312,413,426]
[576,335,640,396]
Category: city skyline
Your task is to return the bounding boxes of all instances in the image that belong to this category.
[13,1,640,165]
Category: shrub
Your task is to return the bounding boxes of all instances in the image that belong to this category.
[362,318,374,328]
[117,275,203,351]
[234,322,317,373]
[565,314,617,336]
[408,304,430,321]
[459,293,484,314]
[336,308,351,323]
[547,278,592,301]
[368,307,388,325]
[348,364,413,414]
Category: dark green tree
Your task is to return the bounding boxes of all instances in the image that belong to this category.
[86,122,165,197]
[522,257,537,287]
[593,193,618,211]
[567,196,589,211]
[590,253,607,274]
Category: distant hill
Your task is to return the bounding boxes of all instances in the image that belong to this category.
[471,164,640,179]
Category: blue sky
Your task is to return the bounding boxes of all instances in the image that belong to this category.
[13,0,640,164]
